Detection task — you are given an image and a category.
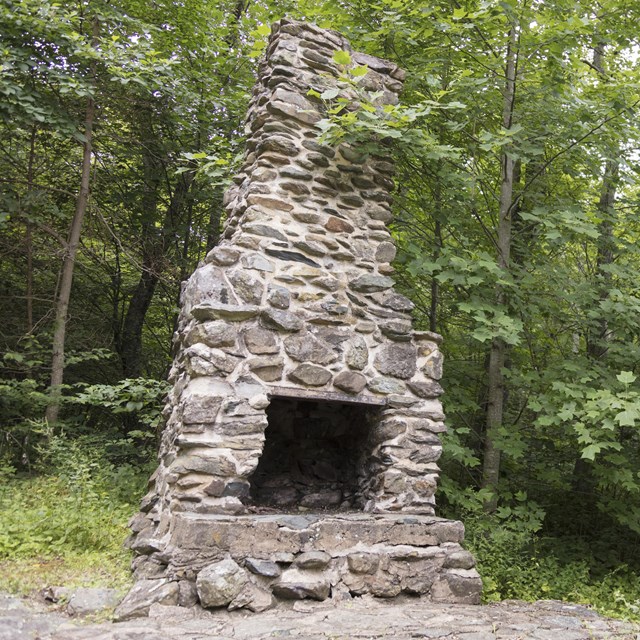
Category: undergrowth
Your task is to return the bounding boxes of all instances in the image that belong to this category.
[0,431,150,596]
[463,512,640,622]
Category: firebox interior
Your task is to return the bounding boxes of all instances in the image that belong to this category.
[249,397,378,511]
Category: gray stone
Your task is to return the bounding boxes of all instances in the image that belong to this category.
[333,370,367,394]
[315,276,341,291]
[244,326,280,354]
[300,489,342,508]
[375,242,396,262]
[170,453,236,477]
[366,203,393,222]
[284,333,336,365]
[182,264,233,309]
[257,136,299,157]
[114,579,179,621]
[267,285,291,309]
[191,302,260,322]
[280,166,313,180]
[229,581,276,612]
[368,376,406,394]
[281,181,310,195]
[302,139,336,157]
[288,364,332,386]
[293,239,326,256]
[66,588,122,616]
[196,558,249,608]
[349,274,394,293]
[370,417,407,445]
[407,379,444,398]
[347,553,379,574]
[228,269,264,305]
[181,394,223,424]
[185,345,238,377]
[247,356,284,382]
[185,321,237,348]
[177,580,198,608]
[443,550,476,570]
[245,558,281,578]
[242,253,275,272]
[261,308,303,332]
[265,247,322,267]
[422,351,444,380]
[273,568,330,601]
[430,569,483,605]
[340,194,365,207]
[294,551,331,569]
[205,246,240,266]
[374,343,417,379]
[346,334,369,370]
[243,222,289,241]
[252,167,278,182]
[371,291,415,312]
[379,319,412,341]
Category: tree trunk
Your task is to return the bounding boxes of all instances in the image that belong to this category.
[25,126,37,334]
[119,172,193,377]
[45,23,97,424]
[480,22,518,512]
[45,121,94,422]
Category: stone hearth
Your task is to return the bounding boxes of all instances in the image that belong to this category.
[117,18,481,620]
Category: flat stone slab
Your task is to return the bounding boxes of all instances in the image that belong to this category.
[168,513,466,553]
[2,593,638,640]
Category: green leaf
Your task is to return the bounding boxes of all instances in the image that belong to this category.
[617,371,637,385]
[350,65,368,77]
[332,50,352,66]
[615,408,640,427]
[581,444,602,461]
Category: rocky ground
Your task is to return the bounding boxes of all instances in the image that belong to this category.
[3,591,639,640]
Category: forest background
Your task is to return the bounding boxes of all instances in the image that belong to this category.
[1,0,640,619]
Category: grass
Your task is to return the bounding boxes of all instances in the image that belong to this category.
[0,551,132,596]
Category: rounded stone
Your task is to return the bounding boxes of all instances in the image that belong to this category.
[374,343,417,379]
[284,333,336,365]
[196,558,249,608]
[349,274,394,293]
[325,216,354,233]
[294,551,331,569]
[347,553,379,575]
[333,370,367,394]
[375,242,396,263]
[288,364,332,387]
[244,326,280,355]
[267,285,291,309]
[367,376,406,395]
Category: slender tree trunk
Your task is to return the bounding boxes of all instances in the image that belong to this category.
[480,23,518,512]
[25,126,37,334]
[429,218,442,333]
[45,19,98,423]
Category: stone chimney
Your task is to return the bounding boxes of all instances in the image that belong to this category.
[117,18,481,620]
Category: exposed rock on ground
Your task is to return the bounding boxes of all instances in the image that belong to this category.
[3,591,638,640]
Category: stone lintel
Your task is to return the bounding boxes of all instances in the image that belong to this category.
[268,385,387,407]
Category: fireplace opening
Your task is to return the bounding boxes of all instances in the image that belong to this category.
[249,397,379,511]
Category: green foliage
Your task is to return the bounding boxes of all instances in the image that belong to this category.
[70,377,169,432]
[0,432,148,560]
[465,513,640,621]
